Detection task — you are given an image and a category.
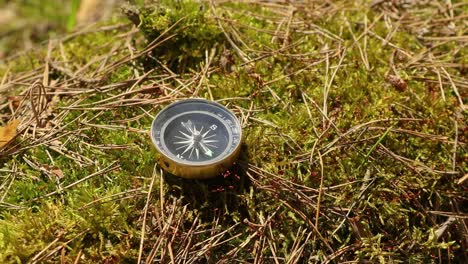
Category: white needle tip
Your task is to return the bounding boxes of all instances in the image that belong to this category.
[205,149,213,157]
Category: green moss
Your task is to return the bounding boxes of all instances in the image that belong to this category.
[138,0,224,72]
[0,0,466,262]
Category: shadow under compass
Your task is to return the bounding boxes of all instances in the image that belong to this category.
[162,145,252,223]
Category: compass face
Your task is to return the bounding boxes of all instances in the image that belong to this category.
[151,99,242,169]
[162,112,230,162]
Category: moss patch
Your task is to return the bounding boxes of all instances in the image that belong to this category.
[0,0,466,263]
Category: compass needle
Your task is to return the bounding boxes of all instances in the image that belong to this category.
[206,150,213,157]
[181,121,194,134]
[198,142,213,157]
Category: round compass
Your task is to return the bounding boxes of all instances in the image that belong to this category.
[150,99,242,179]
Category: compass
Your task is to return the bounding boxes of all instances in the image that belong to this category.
[150,99,242,179]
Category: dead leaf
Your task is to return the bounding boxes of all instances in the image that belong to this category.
[51,168,64,179]
[0,119,20,148]
[7,96,21,110]
[386,74,407,92]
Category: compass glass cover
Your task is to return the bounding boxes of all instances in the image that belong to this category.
[151,99,241,166]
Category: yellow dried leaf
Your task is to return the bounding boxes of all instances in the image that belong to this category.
[0,119,20,148]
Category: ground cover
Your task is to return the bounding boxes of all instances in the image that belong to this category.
[0,0,466,263]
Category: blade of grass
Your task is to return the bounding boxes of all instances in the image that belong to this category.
[358,125,394,170]
[67,0,80,32]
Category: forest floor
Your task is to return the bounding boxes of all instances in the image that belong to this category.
[0,0,467,263]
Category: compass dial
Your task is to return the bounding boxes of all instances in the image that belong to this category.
[151,99,242,179]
